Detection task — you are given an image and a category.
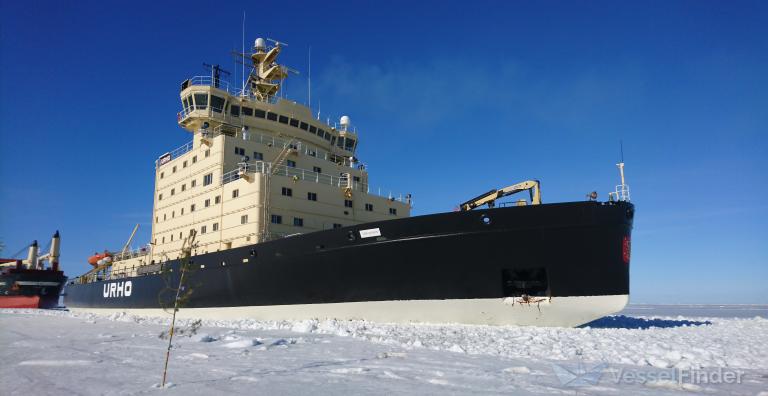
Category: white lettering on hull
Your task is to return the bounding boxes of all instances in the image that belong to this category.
[102,281,132,298]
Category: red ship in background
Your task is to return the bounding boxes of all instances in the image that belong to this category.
[0,231,66,309]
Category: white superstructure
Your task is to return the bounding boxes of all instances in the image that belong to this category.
[107,39,410,277]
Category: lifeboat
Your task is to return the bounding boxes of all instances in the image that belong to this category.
[87,251,113,267]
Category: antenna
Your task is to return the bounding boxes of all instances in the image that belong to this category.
[620,140,624,163]
[267,38,288,47]
[308,46,311,110]
[241,11,245,95]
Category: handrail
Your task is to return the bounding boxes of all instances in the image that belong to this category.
[206,125,355,168]
[181,76,280,104]
[221,160,410,204]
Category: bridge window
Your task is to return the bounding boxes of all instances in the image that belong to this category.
[318,128,325,137]
[281,187,292,197]
[324,132,332,141]
[336,137,344,148]
[210,95,225,113]
[365,203,373,212]
[345,199,353,208]
[230,105,240,117]
[193,93,208,110]
[271,214,282,224]
[242,107,253,116]
[293,217,304,227]
[309,125,317,134]
[278,115,289,124]
[255,109,266,118]
[267,112,278,121]
[345,138,356,151]
[289,118,299,127]
[300,122,308,130]
[307,192,317,201]
[389,208,397,215]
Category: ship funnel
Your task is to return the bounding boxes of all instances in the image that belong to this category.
[27,240,39,270]
[50,231,61,272]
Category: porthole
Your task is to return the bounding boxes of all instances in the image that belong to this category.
[481,215,491,225]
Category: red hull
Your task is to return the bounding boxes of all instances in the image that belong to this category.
[0,295,42,308]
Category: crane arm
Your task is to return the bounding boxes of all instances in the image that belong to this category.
[459,180,541,211]
[121,224,140,255]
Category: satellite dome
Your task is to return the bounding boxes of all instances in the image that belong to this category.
[255,38,266,50]
[340,115,351,128]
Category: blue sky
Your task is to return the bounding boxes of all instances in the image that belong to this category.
[1,1,766,303]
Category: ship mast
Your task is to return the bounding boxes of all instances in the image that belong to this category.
[247,38,291,101]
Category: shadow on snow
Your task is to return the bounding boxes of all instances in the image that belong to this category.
[580,315,712,329]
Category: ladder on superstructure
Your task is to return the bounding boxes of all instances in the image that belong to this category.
[259,139,297,242]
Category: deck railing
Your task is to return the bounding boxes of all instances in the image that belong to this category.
[221,160,410,204]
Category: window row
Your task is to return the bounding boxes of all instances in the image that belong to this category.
[158,172,214,201]
[155,194,221,223]
[181,93,356,151]
[159,149,211,178]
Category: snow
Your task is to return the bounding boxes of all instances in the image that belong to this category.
[1,306,767,395]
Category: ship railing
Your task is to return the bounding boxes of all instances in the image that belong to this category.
[206,124,354,168]
[608,184,631,202]
[155,141,194,168]
[112,246,150,262]
[181,76,280,103]
[221,161,410,204]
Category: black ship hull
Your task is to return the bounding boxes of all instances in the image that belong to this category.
[0,266,66,309]
[64,201,634,327]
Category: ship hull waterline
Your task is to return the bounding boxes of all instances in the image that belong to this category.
[65,201,634,327]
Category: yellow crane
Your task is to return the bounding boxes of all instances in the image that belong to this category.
[459,180,541,211]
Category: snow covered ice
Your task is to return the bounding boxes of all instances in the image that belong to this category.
[1,306,767,395]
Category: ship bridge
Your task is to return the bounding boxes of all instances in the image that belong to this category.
[176,38,358,159]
